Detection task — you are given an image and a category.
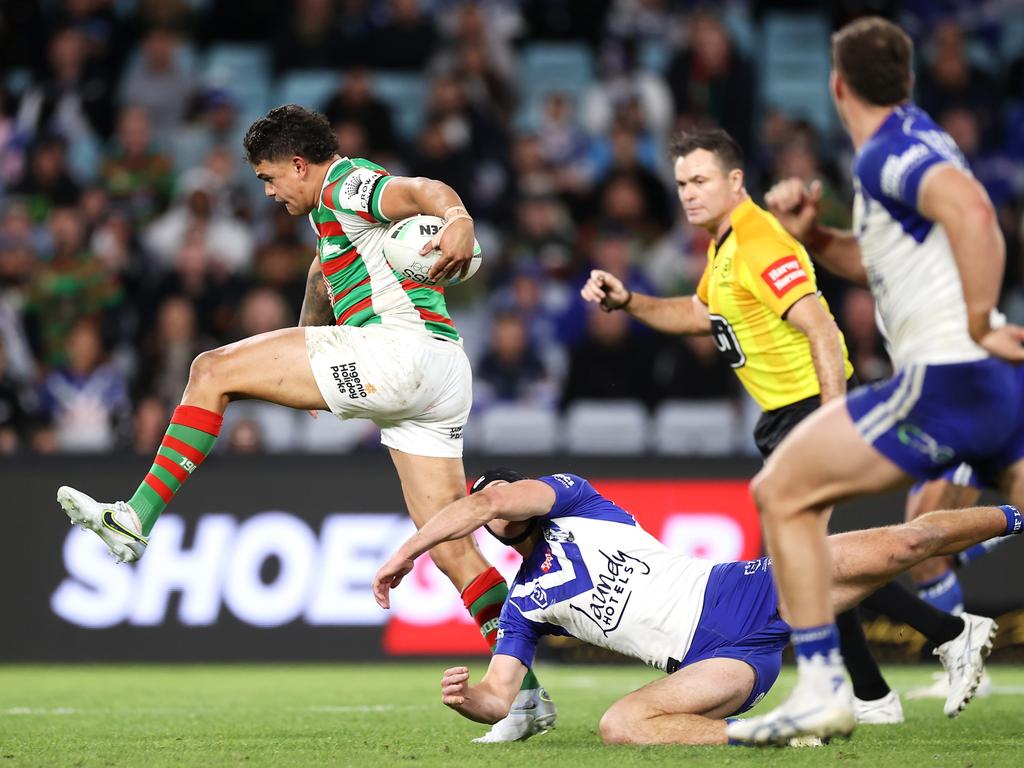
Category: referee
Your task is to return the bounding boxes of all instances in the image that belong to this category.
[582,128,970,723]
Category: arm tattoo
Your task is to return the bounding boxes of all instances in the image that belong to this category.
[299,267,335,327]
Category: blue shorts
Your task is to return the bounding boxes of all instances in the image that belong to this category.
[908,462,980,496]
[677,558,790,715]
[846,358,1024,485]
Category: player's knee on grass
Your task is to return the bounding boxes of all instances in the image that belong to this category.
[599,702,645,745]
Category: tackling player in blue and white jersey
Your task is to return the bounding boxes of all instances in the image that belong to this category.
[731,17,1024,745]
[372,469,1021,746]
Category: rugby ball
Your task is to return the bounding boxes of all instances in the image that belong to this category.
[383,214,482,287]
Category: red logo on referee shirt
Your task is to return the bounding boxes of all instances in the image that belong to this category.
[761,256,808,298]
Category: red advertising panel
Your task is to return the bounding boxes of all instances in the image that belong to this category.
[383,479,760,654]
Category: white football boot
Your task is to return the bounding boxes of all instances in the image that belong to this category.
[57,486,147,563]
[853,690,904,724]
[472,688,557,743]
[726,655,855,746]
[934,612,997,718]
[905,670,992,701]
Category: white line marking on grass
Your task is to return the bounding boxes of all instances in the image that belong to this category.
[4,708,77,715]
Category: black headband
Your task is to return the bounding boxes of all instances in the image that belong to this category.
[470,467,535,545]
[469,467,527,494]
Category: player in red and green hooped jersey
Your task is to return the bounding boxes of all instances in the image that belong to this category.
[55,105,555,742]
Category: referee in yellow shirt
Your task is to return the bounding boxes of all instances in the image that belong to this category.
[582,129,970,723]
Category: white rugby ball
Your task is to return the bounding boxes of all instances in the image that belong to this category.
[383,214,482,287]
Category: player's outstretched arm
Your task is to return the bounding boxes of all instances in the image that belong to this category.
[441,656,527,725]
[378,176,475,282]
[372,480,557,608]
[298,256,334,327]
[580,269,711,335]
[765,178,868,287]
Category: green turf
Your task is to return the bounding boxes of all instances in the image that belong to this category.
[1,664,1022,767]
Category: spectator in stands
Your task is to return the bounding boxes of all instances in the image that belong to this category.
[225,417,265,453]
[406,117,474,210]
[321,70,398,157]
[271,0,343,74]
[652,333,739,402]
[25,206,123,367]
[235,286,291,340]
[132,394,168,454]
[536,92,594,193]
[560,229,658,346]
[145,237,248,343]
[252,240,308,320]
[0,238,38,386]
[16,26,115,142]
[503,193,576,280]
[0,337,38,453]
[100,105,173,224]
[667,11,756,153]
[172,87,239,176]
[592,122,673,231]
[939,107,1019,208]
[38,316,130,451]
[916,20,1000,144]
[135,295,212,410]
[596,171,664,242]
[475,309,557,411]
[143,167,254,273]
[11,134,81,224]
[522,0,609,49]
[118,27,196,144]
[562,302,657,409]
[841,287,891,384]
[581,36,673,143]
[366,0,438,71]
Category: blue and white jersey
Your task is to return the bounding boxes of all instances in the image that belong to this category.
[494,473,714,672]
[853,103,987,368]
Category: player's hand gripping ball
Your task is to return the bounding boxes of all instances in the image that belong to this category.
[383,214,482,287]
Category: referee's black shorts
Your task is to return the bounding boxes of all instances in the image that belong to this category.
[753,376,858,459]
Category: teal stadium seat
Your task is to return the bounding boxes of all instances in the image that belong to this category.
[760,12,833,132]
[516,42,595,131]
[370,72,427,141]
[274,70,340,112]
[203,44,271,131]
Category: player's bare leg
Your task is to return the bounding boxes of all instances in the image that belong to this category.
[599,658,755,746]
[58,329,327,562]
[728,397,909,745]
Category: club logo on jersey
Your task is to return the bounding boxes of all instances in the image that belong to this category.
[530,584,549,608]
[330,363,368,399]
[896,422,954,463]
[540,548,555,573]
[761,256,809,298]
[551,474,575,488]
[337,168,381,212]
[571,549,650,636]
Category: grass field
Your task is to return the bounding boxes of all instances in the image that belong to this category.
[2,663,1023,767]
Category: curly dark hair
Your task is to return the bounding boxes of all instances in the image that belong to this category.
[243,104,339,165]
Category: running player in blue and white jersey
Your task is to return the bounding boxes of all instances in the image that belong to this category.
[372,469,1021,746]
[729,17,1024,745]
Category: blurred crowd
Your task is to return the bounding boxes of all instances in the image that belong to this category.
[0,0,1022,455]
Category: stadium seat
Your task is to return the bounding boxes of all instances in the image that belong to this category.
[652,400,738,456]
[202,44,271,129]
[274,69,340,112]
[760,12,833,132]
[371,72,427,141]
[516,42,595,130]
[564,400,649,455]
[477,404,559,455]
[295,411,378,453]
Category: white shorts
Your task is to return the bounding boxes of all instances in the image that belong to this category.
[305,324,472,458]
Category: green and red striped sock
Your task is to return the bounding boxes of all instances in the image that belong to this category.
[461,566,540,691]
[128,405,223,536]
